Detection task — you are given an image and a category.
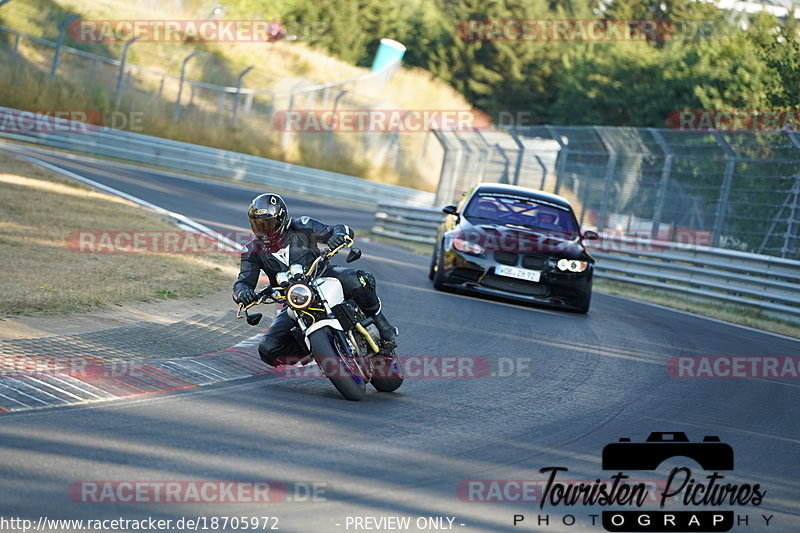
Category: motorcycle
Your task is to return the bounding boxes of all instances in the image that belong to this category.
[236,237,404,401]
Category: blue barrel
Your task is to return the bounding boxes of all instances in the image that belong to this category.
[371,39,406,72]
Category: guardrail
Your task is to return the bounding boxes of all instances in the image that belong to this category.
[0,107,434,208]
[372,203,800,321]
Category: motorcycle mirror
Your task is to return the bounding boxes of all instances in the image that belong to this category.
[346,247,362,263]
[247,313,263,326]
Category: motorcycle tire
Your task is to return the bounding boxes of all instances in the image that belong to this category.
[308,327,366,401]
[369,349,404,392]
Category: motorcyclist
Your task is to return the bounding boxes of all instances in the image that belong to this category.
[233,193,398,366]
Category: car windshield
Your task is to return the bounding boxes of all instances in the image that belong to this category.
[463,194,578,235]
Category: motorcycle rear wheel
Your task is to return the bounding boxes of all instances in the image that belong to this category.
[369,349,404,392]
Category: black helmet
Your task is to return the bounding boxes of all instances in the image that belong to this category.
[248,193,289,251]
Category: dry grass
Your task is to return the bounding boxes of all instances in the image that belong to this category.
[0,0,470,191]
[0,152,239,315]
[1,0,471,111]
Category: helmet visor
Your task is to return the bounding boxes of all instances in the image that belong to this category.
[250,217,281,237]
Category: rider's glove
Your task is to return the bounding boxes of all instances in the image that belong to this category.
[234,286,258,305]
[327,232,348,249]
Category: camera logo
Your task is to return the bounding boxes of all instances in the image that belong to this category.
[598,432,763,533]
[602,432,734,471]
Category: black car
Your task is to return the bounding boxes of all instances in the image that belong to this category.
[428,183,598,313]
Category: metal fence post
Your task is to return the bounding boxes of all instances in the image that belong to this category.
[113,36,139,108]
[495,145,511,184]
[231,65,254,126]
[11,33,20,61]
[545,125,566,194]
[774,131,800,258]
[533,154,548,190]
[474,128,493,185]
[594,127,618,231]
[326,89,347,153]
[88,58,97,84]
[432,130,464,206]
[174,50,200,118]
[508,127,525,186]
[783,177,800,258]
[649,128,673,240]
[712,132,736,248]
[281,81,305,150]
[50,14,79,81]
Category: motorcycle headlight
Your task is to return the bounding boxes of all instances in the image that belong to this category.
[286,283,313,309]
[557,259,588,272]
[275,271,290,287]
[452,237,485,255]
[289,264,305,278]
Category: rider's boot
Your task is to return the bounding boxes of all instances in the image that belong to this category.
[371,311,398,347]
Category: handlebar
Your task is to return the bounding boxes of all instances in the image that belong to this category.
[236,235,355,319]
[306,234,354,278]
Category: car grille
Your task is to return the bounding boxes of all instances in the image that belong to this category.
[482,274,549,297]
[494,252,518,265]
[522,254,548,269]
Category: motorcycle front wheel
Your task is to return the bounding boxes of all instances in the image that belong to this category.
[308,327,366,401]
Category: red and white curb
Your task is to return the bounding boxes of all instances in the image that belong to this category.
[0,336,275,413]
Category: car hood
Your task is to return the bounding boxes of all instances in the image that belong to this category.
[452,221,589,259]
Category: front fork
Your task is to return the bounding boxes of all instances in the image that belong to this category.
[289,299,382,379]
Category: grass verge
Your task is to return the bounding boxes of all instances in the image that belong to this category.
[594,279,799,338]
[0,151,238,315]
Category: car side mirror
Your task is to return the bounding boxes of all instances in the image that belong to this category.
[442,205,458,216]
[583,230,599,240]
[346,247,362,263]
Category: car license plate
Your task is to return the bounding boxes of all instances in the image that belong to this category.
[495,265,541,283]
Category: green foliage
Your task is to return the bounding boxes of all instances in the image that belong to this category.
[258,0,800,127]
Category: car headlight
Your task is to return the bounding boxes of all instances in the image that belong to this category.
[286,283,313,309]
[557,259,589,272]
[452,237,485,255]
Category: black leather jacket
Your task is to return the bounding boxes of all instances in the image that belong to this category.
[233,217,353,291]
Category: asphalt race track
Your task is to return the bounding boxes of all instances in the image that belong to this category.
[1,143,799,533]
